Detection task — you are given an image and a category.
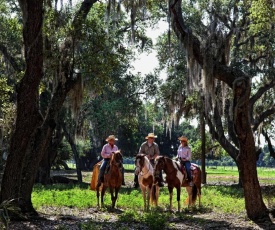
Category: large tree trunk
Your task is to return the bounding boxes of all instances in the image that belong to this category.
[38,123,63,185]
[0,0,44,203]
[1,0,98,216]
[169,0,268,220]
[233,77,267,219]
[63,124,82,182]
[19,78,79,214]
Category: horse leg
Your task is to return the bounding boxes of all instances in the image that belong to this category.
[156,186,160,206]
[176,186,180,212]
[186,187,192,208]
[109,186,115,209]
[113,186,120,209]
[96,187,100,208]
[168,186,173,211]
[101,185,107,208]
[141,185,146,210]
[147,186,151,211]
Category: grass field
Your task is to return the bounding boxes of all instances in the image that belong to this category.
[25,168,275,230]
[123,164,275,185]
[32,183,247,215]
[32,167,275,215]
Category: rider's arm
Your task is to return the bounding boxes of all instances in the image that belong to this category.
[138,143,146,154]
[185,148,191,161]
[154,143,160,158]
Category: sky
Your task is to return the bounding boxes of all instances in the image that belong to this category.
[131,21,168,78]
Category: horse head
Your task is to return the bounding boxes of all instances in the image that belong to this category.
[111,150,123,168]
[135,154,148,175]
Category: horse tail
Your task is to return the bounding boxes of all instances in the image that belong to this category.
[90,163,100,191]
[192,184,198,204]
[150,184,158,205]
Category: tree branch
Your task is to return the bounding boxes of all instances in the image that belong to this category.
[0,43,21,72]
[205,113,238,161]
[262,129,275,159]
[253,105,275,131]
[169,0,237,88]
[249,79,275,111]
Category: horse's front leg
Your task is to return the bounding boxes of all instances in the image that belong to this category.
[96,187,100,208]
[176,186,181,212]
[168,186,173,211]
[147,186,151,211]
[141,185,146,210]
[113,186,120,209]
[109,186,115,209]
[186,187,192,208]
[101,185,107,208]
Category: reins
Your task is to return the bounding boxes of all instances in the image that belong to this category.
[137,157,152,176]
[158,157,178,176]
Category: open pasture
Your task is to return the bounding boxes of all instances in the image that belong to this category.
[14,169,274,230]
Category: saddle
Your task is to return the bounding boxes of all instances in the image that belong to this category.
[178,162,199,179]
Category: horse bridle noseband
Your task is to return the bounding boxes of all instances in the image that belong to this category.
[155,157,177,176]
[136,159,152,176]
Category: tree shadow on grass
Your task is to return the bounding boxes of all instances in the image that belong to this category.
[8,207,275,230]
[204,184,244,199]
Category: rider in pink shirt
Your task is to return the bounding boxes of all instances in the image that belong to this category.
[97,135,118,187]
[177,136,193,186]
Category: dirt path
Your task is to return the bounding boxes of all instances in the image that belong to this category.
[8,207,275,229]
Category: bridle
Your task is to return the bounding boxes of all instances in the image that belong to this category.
[136,157,152,176]
[155,157,177,177]
[110,152,123,168]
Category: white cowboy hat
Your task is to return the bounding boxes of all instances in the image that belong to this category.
[178,136,188,143]
[105,135,118,142]
[145,133,157,139]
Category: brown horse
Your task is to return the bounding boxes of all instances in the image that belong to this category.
[154,156,201,211]
[96,150,123,209]
[135,154,159,210]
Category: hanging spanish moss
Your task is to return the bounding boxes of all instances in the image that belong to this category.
[106,0,147,43]
[67,74,83,119]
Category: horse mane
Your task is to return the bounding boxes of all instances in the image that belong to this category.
[110,150,122,165]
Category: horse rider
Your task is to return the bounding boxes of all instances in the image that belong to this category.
[177,136,193,186]
[134,133,164,188]
[97,135,125,188]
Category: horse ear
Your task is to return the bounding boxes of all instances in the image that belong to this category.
[119,150,122,155]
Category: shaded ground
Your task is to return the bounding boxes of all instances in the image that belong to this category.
[8,206,275,229]
[6,170,275,229]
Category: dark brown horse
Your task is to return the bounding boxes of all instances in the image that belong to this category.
[154,156,201,211]
[96,150,123,209]
[135,154,159,210]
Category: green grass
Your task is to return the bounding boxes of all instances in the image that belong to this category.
[205,166,275,185]
[32,183,248,216]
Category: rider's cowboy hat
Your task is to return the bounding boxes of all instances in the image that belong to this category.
[145,133,157,139]
[178,136,188,143]
[105,135,118,142]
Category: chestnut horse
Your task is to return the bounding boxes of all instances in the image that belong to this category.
[96,150,123,209]
[135,154,159,210]
[154,156,201,211]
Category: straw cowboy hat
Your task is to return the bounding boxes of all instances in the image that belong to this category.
[178,136,188,143]
[105,135,118,142]
[145,133,157,139]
